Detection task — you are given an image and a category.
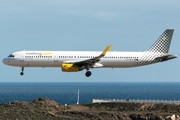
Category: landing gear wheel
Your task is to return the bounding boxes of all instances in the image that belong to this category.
[20,67,24,76]
[85,71,92,77]
[20,72,24,76]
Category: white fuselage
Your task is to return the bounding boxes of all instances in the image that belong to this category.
[3,51,145,68]
[2,29,177,77]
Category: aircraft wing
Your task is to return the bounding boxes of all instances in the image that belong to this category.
[74,45,112,67]
[154,54,177,62]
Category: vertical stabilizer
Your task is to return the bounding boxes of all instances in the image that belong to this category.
[148,29,174,53]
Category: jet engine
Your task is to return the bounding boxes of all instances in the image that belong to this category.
[61,63,83,72]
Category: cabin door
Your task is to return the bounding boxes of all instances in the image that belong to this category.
[19,52,24,62]
[54,53,58,62]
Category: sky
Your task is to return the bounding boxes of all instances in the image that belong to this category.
[0,0,179,82]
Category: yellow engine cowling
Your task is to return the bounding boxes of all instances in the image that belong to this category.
[61,63,83,72]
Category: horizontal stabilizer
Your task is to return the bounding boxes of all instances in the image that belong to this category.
[154,54,177,62]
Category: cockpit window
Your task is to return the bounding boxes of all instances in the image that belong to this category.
[8,54,15,58]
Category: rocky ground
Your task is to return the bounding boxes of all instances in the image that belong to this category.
[0,98,180,120]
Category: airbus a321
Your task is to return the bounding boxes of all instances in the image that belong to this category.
[3,29,177,77]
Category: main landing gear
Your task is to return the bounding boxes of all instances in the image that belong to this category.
[20,67,24,76]
[85,71,92,77]
[84,67,92,77]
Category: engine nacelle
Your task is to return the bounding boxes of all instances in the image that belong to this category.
[61,63,83,72]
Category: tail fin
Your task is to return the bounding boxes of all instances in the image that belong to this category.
[148,29,174,53]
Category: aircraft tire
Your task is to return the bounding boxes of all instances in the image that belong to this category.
[20,72,24,76]
[85,71,92,77]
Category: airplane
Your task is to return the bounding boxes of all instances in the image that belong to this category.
[3,29,177,77]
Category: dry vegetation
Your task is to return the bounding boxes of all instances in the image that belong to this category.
[0,98,180,120]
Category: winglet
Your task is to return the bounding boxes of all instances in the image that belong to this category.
[99,45,112,58]
[74,45,112,65]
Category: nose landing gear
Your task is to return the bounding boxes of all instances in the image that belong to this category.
[20,67,24,76]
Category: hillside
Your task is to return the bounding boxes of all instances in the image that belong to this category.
[0,98,180,120]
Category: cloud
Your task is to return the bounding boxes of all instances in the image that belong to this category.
[92,11,117,20]
[61,9,120,21]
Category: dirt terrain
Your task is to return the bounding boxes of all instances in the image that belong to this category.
[0,98,180,120]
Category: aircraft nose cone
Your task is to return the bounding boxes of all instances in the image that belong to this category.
[2,58,8,65]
